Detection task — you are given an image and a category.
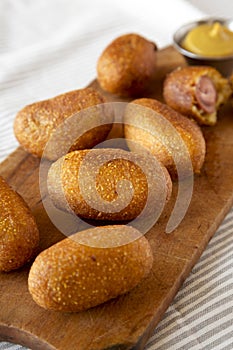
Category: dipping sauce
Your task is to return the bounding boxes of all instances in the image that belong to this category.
[182,22,233,57]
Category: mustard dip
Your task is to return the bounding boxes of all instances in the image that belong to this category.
[182,22,233,57]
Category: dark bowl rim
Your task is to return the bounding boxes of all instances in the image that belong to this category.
[173,17,233,61]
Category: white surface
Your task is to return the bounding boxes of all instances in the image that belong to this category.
[0,1,233,350]
[186,0,233,18]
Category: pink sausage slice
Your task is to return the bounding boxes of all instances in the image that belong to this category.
[195,76,217,114]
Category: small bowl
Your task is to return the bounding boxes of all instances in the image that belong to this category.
[173,18,233,77]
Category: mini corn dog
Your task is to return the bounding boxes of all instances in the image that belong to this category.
[124,98,206,178]
[28,225,153,312]
[0,176,39,272]
[163,66,231,125]
[97,33,157,96]
[47,148,172,221]
[14,88,113,160]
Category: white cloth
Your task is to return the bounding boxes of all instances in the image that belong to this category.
[0,1,233,349]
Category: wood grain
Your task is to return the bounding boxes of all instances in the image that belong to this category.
[1,46,233,350]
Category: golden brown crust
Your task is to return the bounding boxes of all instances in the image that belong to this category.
[0,176,39,272]
[229,74,233,106]
[124,98,206,178]
[229,74,233,92]
[163,66,232,126]
[97,33,157,96]
[47,148,172,221]
[14,88,112,160]
[28,225,153,312]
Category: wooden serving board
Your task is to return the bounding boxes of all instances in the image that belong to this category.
[1,46,233,350]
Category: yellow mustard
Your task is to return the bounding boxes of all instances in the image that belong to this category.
[182,22,233,57]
